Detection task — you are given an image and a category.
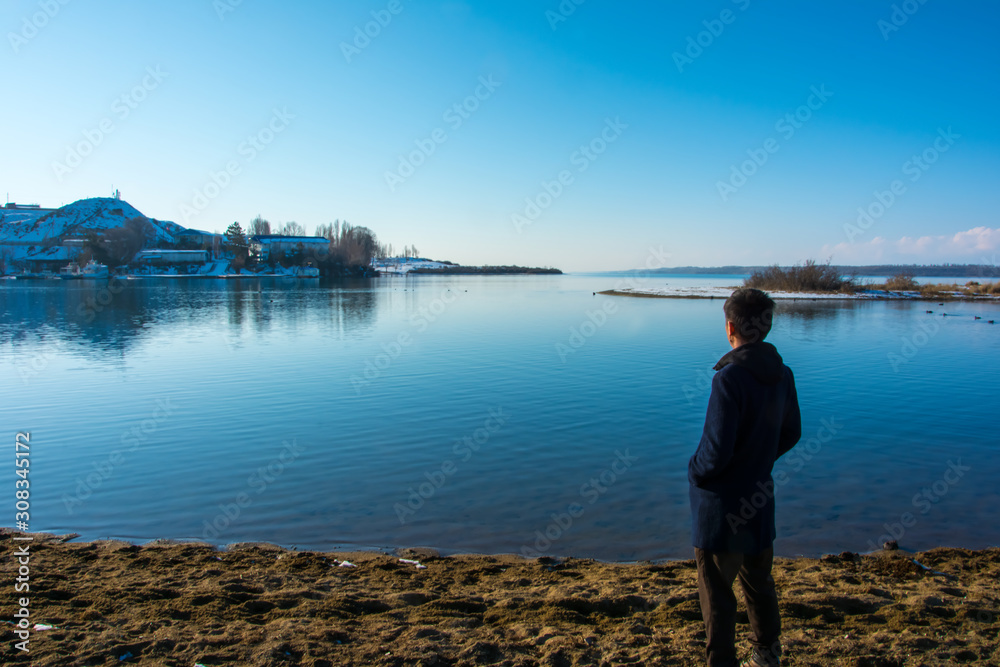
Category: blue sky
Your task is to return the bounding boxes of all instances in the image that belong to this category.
[2,0,998,271]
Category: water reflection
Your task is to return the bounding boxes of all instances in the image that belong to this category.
[0,278,380,359]
[3,276,998,560]
[774,300,871,346]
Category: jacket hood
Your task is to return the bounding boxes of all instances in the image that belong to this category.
[714,341,785,385]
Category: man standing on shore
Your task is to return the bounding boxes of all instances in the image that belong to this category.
[688,288,801,667]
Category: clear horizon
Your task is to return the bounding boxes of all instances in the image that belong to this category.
[2,1,998,272]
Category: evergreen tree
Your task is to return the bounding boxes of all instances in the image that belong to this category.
[225,222,249,269]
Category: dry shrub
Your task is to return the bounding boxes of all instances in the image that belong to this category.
[744,259,857,293]
[963,281,1000,296]
[917,281,1000,297]
[884,273,919,291]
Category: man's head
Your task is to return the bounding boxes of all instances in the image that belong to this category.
[723,288,776,348]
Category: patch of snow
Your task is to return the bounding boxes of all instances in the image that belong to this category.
[607,287,919,300]
[373,257,450,274]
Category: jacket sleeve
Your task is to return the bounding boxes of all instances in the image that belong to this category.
[777,368,801,458]
[689,370,739,485]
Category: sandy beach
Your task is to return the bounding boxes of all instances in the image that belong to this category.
[3,531,998,666]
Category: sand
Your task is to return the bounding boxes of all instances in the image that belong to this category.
[2,531,998,666]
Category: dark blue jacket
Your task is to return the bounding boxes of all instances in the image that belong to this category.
[689,341,801,553]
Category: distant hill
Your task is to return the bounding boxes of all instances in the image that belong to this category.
[0,198,186,247]
[632,265,999,278]
[410,265,563,275]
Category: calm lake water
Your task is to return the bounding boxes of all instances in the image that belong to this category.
[2,274,998,561]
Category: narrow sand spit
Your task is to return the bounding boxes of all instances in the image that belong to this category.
[598,287,1000,301]
[2,532,998,666]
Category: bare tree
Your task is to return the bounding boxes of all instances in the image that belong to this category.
[248,215,271,236]
[315,221,340,241]
[349,227,378,266]
[279,221,306,237]
[265,217,395,273]
[91,217,153,268]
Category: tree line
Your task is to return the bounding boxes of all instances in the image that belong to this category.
[225,216,417,276]
[79,215,419,277]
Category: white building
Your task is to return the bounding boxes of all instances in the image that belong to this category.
[177,229,223,257]
[135,249,209,266]
[250,235,330,261]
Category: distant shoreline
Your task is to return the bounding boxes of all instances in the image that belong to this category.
[619,264,1000,278]
[599,288,1000,302]
[406,266,562,276]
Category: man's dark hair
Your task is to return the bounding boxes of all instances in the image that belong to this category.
[724,288,776,343]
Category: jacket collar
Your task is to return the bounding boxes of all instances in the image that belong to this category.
[714,341,785,385]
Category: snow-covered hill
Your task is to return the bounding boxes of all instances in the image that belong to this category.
[0,198,185,245]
